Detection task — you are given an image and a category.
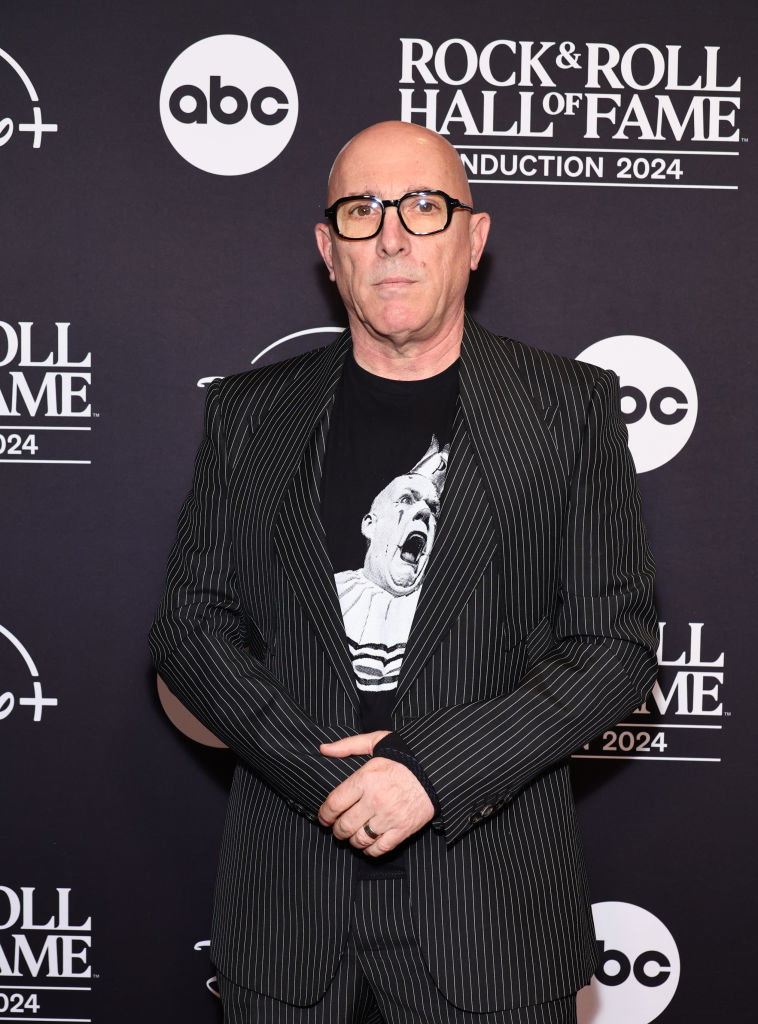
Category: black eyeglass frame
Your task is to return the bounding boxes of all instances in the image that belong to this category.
[323,190,474,240]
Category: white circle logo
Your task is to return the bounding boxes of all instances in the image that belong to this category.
[0,623,57,723]
[159,35,298,175]
[0,46,58,150]
[576,336,697,473]
[196,326,345,389]
[577,901,680,1024]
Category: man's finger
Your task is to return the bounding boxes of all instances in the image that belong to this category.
[317,779,362,826]
[348,824,379,850]
[319,729,390,758]
[332,809,370,841]
[363,828,405,857]
[320,736,373,757]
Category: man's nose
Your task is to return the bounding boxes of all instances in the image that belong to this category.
[376,205,409,257]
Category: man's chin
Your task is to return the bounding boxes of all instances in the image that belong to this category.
[363,304,433,345]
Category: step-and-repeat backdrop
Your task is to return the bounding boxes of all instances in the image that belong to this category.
[1,2,755,1021]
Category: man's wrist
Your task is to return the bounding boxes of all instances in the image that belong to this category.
[372,732,441,816]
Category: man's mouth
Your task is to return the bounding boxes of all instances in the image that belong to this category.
[399,531,426,565]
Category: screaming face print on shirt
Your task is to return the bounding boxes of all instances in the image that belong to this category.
[335,436,449,692]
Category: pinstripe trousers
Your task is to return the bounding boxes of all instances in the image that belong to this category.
[218,878,578,1024]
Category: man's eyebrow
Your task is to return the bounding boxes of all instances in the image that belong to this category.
[356,185,436,197]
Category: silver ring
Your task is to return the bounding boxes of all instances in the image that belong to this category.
[363,821,381,840]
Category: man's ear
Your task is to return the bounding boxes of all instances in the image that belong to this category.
[469,211,491,271]
[314,222,336,282]
[361,513,374,540]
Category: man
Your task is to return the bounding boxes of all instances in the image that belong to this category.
[150,121,658,1023]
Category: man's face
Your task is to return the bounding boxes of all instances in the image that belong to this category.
[361,473,441,596]
[315,123,489,348]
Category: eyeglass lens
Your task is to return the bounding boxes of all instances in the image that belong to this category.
[335,193,451,238]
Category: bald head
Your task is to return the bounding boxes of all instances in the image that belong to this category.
[314,120,490,373]
[327,121,472,207]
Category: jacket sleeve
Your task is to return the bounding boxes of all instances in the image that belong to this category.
[149,379,366,819]
[396,369,658,844]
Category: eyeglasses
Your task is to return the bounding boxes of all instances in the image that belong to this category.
[324,190,473,240]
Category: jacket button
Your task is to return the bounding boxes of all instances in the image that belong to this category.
[480,804,494,817]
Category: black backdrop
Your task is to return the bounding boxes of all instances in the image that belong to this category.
[1,2,756,1022]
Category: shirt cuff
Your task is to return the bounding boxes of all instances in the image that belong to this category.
[372,733,442,817]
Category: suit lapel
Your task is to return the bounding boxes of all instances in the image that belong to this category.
[393,405,497,707]
[263,331,359,709]
[395,317,566,705]
[457,315,566,643]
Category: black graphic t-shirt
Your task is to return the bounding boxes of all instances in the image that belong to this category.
[321,350,458,876]
[321,350,459,731]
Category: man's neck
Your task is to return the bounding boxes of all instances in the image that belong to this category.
[350,316,464,381]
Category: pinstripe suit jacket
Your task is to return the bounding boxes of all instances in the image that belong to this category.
[149,315,658,1013]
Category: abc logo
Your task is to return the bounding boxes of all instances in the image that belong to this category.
[577,902,680,1024]
[159,35,298,175]
[576,336,697,473]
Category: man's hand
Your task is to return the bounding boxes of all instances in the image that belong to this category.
[318,731,434,855]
